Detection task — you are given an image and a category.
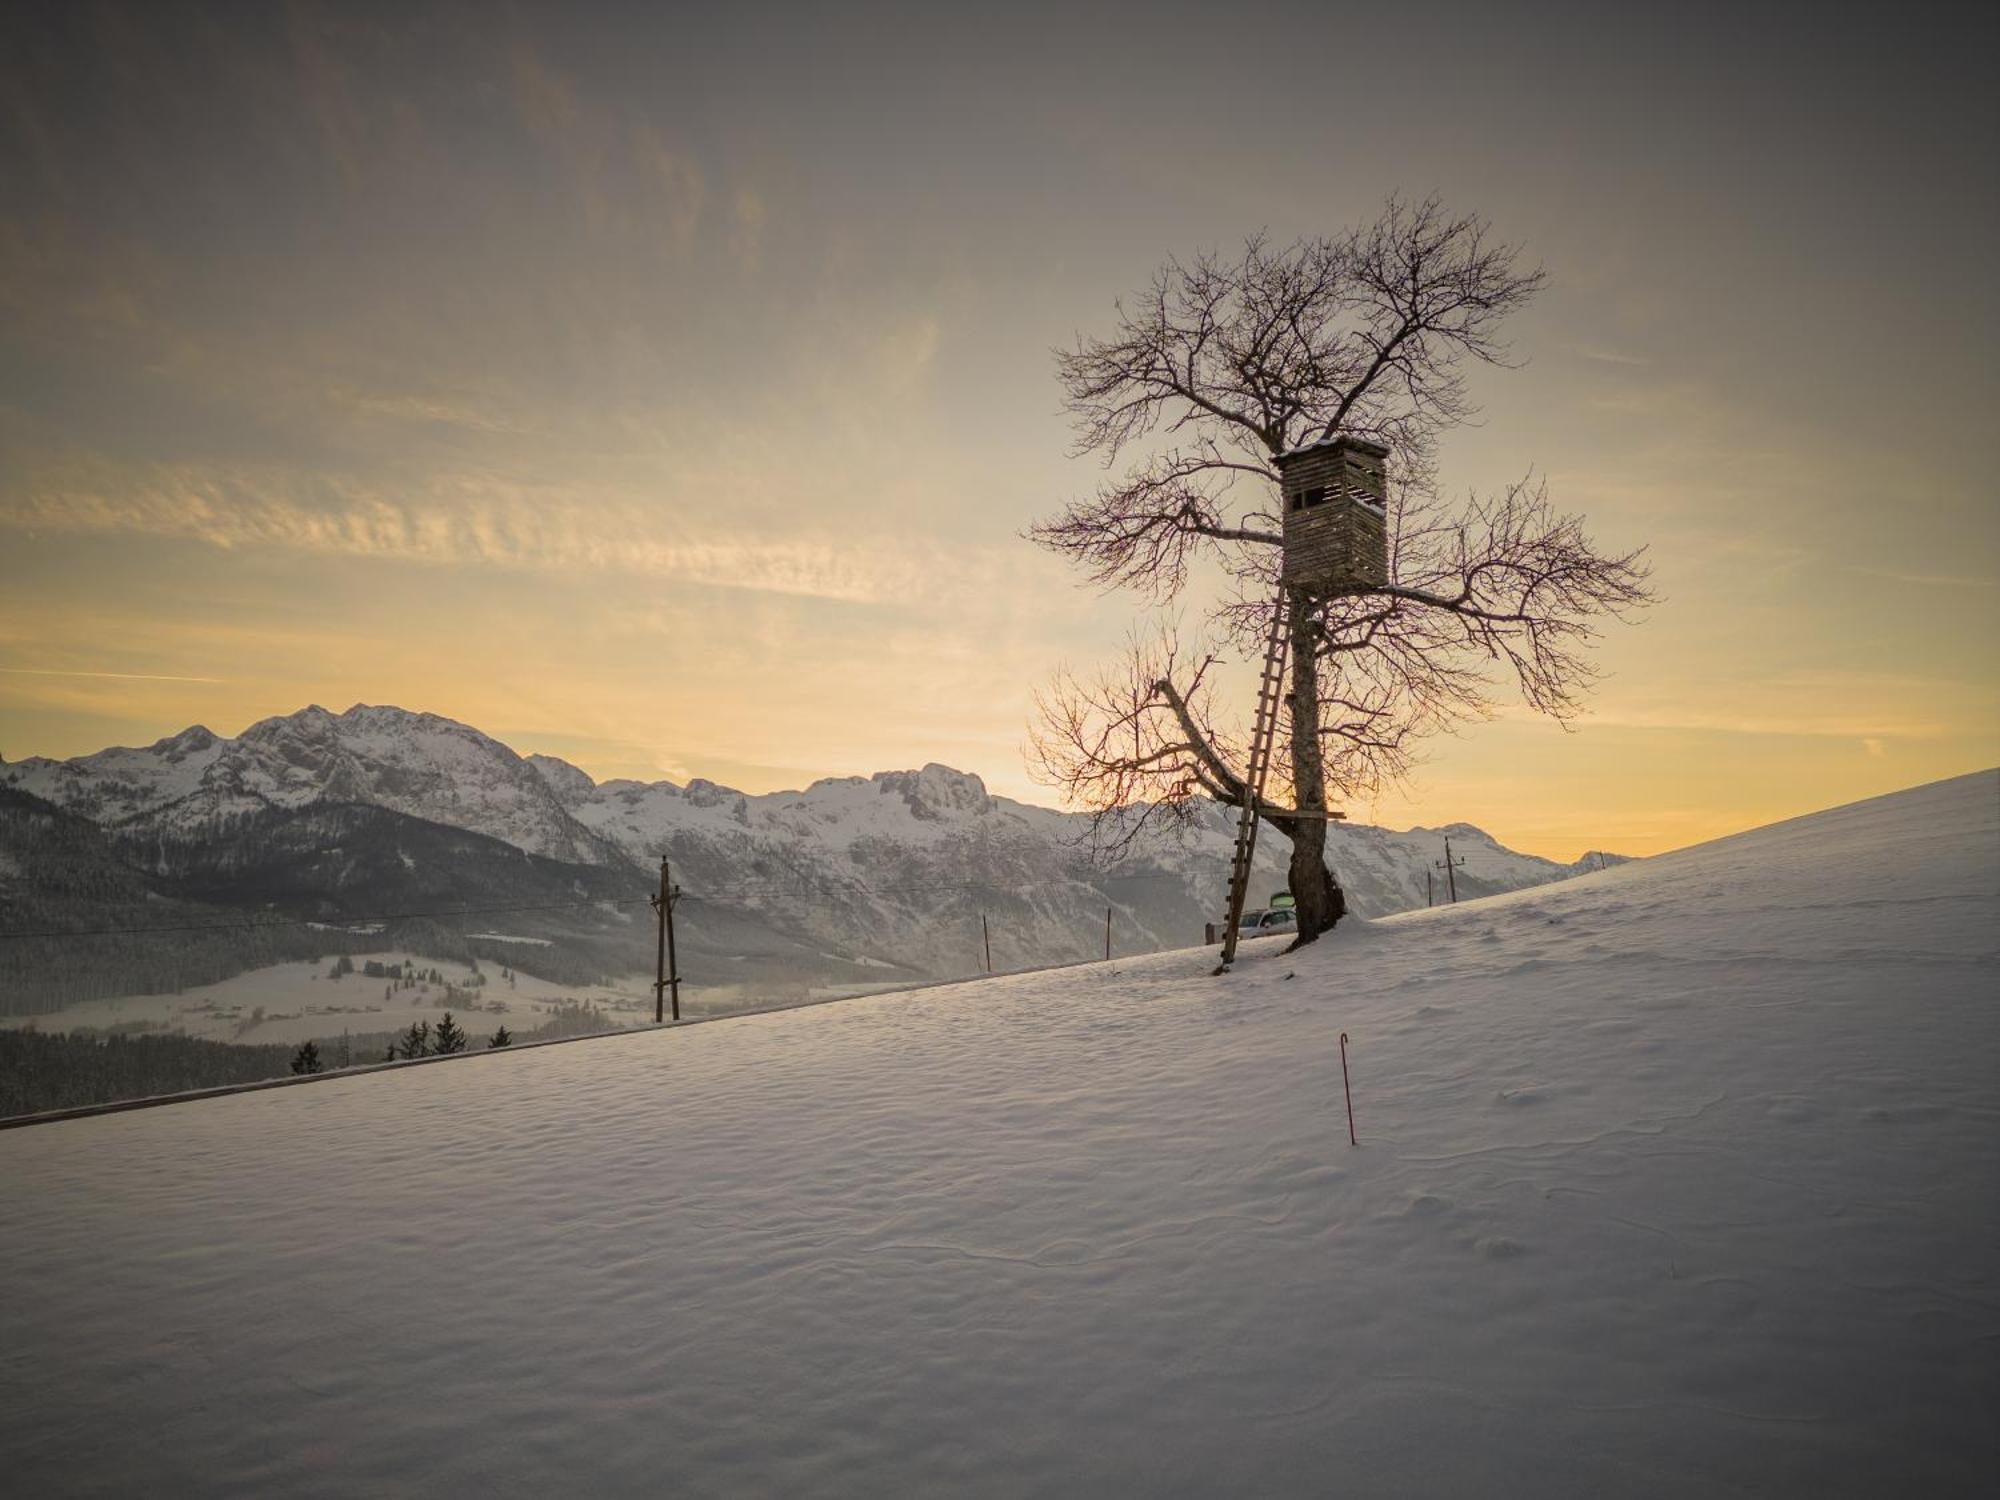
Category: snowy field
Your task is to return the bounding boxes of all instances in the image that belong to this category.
[0,953,654,1045]
[0,772,1994,1496]
[0,958,905,1047]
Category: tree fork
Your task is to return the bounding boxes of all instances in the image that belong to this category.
[1151,676,1305,843]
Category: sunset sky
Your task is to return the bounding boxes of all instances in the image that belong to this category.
[2,1,1994,860]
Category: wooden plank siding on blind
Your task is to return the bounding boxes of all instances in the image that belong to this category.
[1277,436,1389,591]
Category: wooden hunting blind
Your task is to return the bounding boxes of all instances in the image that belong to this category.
[1277,435,1389,592]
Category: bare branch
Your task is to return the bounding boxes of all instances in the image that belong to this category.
[1025,442,1279,600]
[1031,198,1651,945]
[1322,474,1654,722]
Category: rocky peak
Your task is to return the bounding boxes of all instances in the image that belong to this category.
[874,764,991,821]
[682,778,745,810]
[153,725,218,758]
[527,754,598,807]
[241,704,337,741]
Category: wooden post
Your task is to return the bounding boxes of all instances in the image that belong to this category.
[1436,837,1465,904]
[653,857,668,1024]
[1104,906,1112,962]
[982,913,992,974]
[664,860,681,1022]
[1340,1032,1357,1146]
[652,857,682,1023]
[1426,869,1433,908]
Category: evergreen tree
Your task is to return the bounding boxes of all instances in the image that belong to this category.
[434,1012,467,1055]
[400,1020,431,1059]
[488,1027,512,1048]
[290,1040,323,1075]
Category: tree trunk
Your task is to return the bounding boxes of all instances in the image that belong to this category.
[1280,588,1346,944]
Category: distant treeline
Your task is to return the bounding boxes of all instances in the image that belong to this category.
[0,1000,621,1119]
[0,1030,303,1117]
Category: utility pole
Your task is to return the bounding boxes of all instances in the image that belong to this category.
[651,857,682,1022]
[1436,837,1465,904]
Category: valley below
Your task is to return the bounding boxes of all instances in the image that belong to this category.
[1,704,1627,1113]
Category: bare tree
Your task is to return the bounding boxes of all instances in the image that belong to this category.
[1031,197,1653,947]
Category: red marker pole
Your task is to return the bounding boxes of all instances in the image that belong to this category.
[1340,1032,1357,1147]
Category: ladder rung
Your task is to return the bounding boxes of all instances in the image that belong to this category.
[1219,583,1294,965]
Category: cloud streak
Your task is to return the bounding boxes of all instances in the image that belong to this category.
[0,667,228,683]
[1,462,1017,607]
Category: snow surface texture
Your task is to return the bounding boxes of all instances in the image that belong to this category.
[2,773,1993,1497]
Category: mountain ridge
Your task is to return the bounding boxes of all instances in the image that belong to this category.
[2,704,1632,1011]
[4,704,1619,876]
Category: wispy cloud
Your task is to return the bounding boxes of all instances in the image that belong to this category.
[1575,706,1949,740]
[0,667,228,684]
[326,386,528,434]
[508,39,578,139]
[1,462,1015,607]
[1843,564,1998,591]
[1572,346,1652,367]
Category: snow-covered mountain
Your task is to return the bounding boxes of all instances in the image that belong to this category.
[2,705,1627,992]
[1,706,618,867]
[527,754,1617,961]
[2,706,1616,911]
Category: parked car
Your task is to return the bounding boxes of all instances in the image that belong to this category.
[1217,908,1296,941]
[1207,905,1300,945]
[1245,908,1297,937]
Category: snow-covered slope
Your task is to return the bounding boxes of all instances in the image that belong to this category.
[2,771,1992,1496]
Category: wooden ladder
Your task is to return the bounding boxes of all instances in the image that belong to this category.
[1217,587,1291,971]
